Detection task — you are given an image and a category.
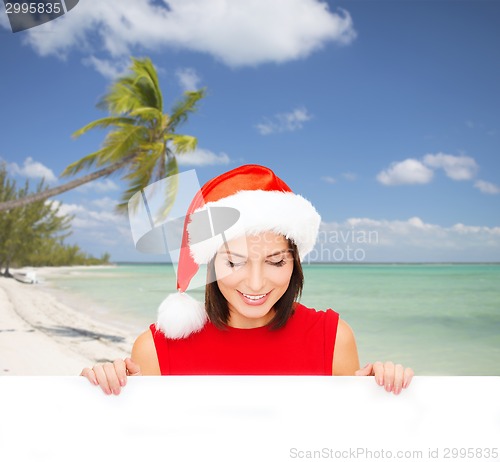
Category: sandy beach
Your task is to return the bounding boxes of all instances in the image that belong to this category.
[0,267,135,375]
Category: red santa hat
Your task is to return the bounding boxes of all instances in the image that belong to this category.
[156,164,321,339]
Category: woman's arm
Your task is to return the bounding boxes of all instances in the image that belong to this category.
[131,329,161,375]
[332,319,360,375]
[332,319,414,394]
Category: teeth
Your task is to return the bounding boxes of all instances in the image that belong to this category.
[242,293,266,300]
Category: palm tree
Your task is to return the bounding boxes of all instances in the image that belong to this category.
[0,57,205,212]
[0,165,72,276]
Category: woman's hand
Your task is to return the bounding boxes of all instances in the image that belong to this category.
[355,361,414,395]
[80,357,141,395]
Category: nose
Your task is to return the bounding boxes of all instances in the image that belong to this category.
[246,262,266,293]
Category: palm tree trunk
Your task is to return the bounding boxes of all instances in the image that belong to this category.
[0,153,137,212]
[3,255,13,277]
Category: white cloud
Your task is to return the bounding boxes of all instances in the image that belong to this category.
[176,68,202,92]
[47,200,86,217]
[55,202,87,215]
[19,0,356,68]
[87,209,126,225]
[78,179,120,193]
[321,176,336,184]
[423,153,478,181]
[82,56,129,79]
[311,217,500,262]
[176,148,231,166]
[256,107,312,135]
[92,197,120,209]
[474,180,500,195]
[54,199,129,239]
[8,157,58,184]
[376,159,434,186]
[342,172,357,181]
[43,195,166,261]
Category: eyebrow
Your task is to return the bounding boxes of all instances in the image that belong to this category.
[217,249,290,258]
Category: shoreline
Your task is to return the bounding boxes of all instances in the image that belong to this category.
[0,266,136,375]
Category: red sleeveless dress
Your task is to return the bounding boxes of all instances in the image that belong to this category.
[149,303,339,375]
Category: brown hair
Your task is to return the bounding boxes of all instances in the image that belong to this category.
[205,239,304,330]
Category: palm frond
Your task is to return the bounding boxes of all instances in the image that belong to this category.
[117,154,159,211]
[170,134,198,154]
[72,116,135,138]
[156,155,179,222]
[118,155,179,213]
[96,125,145,165]
[128,107,163,122]
[98,58,163,114]
[63,125,145,178]
[98,77,143,114]
[124,151,158,183]
[138,141,166,157]
[130,57,163,110]
[169,89,206,130]
[61,147,113,177]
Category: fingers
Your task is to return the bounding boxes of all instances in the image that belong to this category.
[383,361,395,393]
[369,361,414,395]
[93,363,116,396]
[125,357,142,376]
[81,359,132,396]
[80,367,98,386]
[372,361,385,386]
[403,367,414,389]
[392,364,414,394]
[393,364,404,395]
[113,359,128,387]
[354,363,373,376]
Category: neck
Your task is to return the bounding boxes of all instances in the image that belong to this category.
[227,309,276,329]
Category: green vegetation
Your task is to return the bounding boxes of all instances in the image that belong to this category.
[0,165,110,276]
[20,241,111,268]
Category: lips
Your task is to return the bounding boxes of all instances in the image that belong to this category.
[238,290,271,306]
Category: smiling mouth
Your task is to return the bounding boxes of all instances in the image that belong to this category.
[241,292,268,300]
[237,290,271,305]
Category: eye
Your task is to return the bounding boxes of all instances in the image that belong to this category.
[268,259,286,267]
[225,259,245,268]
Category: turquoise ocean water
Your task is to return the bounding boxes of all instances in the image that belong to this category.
[44,263,500,375]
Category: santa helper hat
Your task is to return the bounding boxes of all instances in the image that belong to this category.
[156,164,321,339]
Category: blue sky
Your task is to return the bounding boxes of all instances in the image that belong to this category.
[1,0,499,262]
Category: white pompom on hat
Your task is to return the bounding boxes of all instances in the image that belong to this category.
[156,164,321,339]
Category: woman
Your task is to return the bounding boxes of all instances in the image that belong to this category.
[81,164,413,394]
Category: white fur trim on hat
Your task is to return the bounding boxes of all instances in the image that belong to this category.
[156,291,207,339]
[187,189,321,265]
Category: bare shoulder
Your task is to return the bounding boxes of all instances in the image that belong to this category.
[131,329,161,376]
[332,319,360,376]
[336,319,356,347]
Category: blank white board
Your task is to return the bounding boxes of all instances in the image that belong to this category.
[0,376,498,462]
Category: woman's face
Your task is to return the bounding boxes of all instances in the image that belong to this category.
[213,232,294,328]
